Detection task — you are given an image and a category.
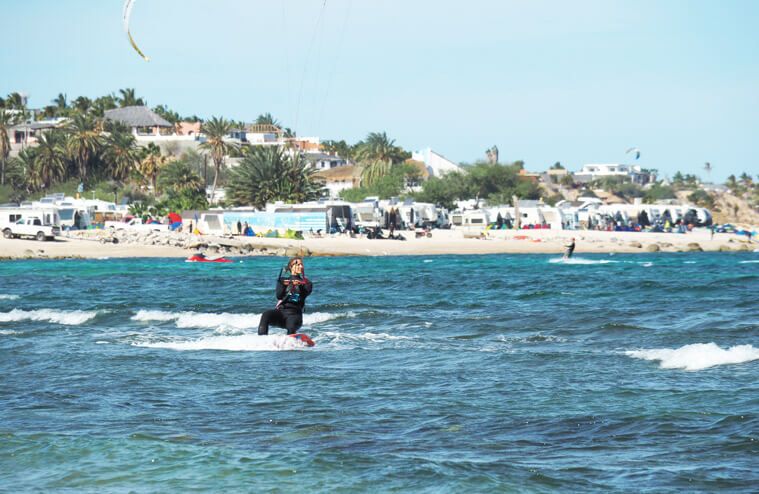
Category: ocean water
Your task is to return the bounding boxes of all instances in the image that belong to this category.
[1,252,757,493]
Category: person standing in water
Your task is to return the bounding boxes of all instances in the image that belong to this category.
[563,237,576,259]
[258,257,313,335]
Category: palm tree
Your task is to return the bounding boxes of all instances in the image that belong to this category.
[65,114,101,184]
[34,130,67,189]
[355,132,408,186]
[739,172,753,188]
[102,129,140,181]
[360,159,393,187]
[199,116,238,203]
[355,132,406,164]
[158,160,205,194]
[726,174,738,191]
[0,109,17,185]
[92,94,118,117]
[72,96,92,114]
[14,148,44,193]
[118,88,145,107]
[255,113,281,127]
[138,144,170,195]
[226,146,322,208]
[53,93,68,114]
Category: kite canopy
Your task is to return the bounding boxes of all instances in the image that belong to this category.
[625,147,641,160]
[122,0,150,61]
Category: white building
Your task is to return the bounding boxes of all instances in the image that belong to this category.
[574,163,654,185]
[411,148,462,177]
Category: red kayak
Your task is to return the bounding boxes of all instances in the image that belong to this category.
[185,254,233,263]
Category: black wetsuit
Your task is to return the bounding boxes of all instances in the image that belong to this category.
[565,241,575,258]
[258,275,313,335]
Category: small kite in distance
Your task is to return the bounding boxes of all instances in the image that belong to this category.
[626,147,640,160]
[122,0,150,61]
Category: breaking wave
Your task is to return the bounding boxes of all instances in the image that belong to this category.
[626,343,759,371]
[0,309,99,326]
[135,334,310,352]
[0,294,20,300]
[132,309,348,331]
[549,258,618,265]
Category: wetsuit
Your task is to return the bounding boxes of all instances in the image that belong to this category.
[564,241,575,259]
[258,274,312,335]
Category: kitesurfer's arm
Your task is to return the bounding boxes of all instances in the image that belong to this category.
[301,277,313,296]
[275,277,287,300]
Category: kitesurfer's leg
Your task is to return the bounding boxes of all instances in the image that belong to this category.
[284,312,303,335]
[258,309,285,335]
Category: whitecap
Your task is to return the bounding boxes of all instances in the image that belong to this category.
[0,309,98,325]
[0,294,20,300]
[626,343,759,371]
[132,309,348,331]
[0,329,20,335]
[135,334,309,352]
[319,331,413,343]
[739,260,759,264]
[549,258,618,265]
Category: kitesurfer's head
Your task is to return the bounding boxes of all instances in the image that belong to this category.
[287,257,304,276]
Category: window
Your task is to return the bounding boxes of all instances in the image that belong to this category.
[9,214,21,222]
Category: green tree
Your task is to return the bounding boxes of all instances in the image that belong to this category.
[102,129,140,181]
[643,182,676,203]
[118,88,145,107]
[321,139,352,160]
[255,113,281,127]
[65,114,102,184]
[0,110,17,185]
[138,143,170,195]
[34,130,68,189]
[72,96,92,114]
[226,146,323,208]
[550,161,564,170]
[688,189,715,209]
[12,148,44,193]
[199,116,238,202]
[158,159,205,194]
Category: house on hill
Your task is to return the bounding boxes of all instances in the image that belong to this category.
[104,106,174,138]
[315,165,363,198]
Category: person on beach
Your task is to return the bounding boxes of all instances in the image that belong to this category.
[258,257,313,336]
[563,238,576,259]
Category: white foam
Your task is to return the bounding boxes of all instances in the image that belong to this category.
[739,260,759,264]
[135,334,309,352]
[549,257,618,265]
[626,343,759,371]
[0,309,98,326]
[132,309,347,331]
[0,329,20,335]
[319,331,412,343]
[0,294,20,300]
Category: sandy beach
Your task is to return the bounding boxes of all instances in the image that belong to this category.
[0,227,755,260]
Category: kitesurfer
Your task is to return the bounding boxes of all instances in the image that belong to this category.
[563,238,576,259]
[258,257,312,335]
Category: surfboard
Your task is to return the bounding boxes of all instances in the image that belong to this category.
[289,333,315,347]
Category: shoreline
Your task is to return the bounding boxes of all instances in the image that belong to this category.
[1,227,756,260]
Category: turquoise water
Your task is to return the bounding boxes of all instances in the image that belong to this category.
[1,253,757,493]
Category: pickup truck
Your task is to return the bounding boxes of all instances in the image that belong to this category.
[2,217,61,241]
[104,218,170,232]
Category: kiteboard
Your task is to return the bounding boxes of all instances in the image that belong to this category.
[289,333,315,347]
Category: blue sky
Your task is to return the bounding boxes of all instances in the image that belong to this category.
[1,0,757,181]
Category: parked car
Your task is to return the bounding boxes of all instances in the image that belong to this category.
[2,216,61,241]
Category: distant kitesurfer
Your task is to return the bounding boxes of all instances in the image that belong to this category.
[258,257,312,336]
[563,238,576,259]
